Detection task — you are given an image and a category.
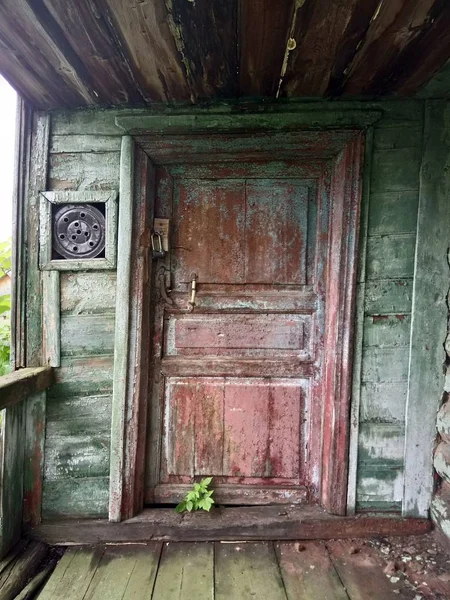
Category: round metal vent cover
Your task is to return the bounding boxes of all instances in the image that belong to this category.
[53,204,106,259]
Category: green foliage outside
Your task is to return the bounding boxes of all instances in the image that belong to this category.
[0,239,11,376]
[175,477,215,513]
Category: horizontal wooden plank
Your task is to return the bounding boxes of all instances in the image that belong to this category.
[44,433,110,481]
[372,124,423,151]
[361,347,409,383]
[46,394,112,422]
[369,191,419,235]
[46,413,111,437]
[370,148,421,193]
[29,506,431,545]
[358,423,405,465]
[61,314,115,357]
[0,367,53,410]
[48,152,120,191]
[366,235,416,280]
[50,135,122,154]
[357,467,404,504]
[363,315,411,348]
[364,279,413,314]
[161,357,314,378]
[42,477,109,519]
[50,102,422,136]
[360,382,407,423]
[61,272,116,315]
[48,357,113,397]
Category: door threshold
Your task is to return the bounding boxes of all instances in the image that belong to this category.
[28,505,431,546]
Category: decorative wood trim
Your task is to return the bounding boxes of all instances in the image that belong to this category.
[115,109,382,135]
[119,148,154,519]
[27,506,431,546]
[0,367,53,411]
[346,127,374,515]
[42,272,60,367]
[321,132,365,515]
[403,101,448,517]
[39,190,118,271]
[109,136,135,522]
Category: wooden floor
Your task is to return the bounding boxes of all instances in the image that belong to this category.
[37,540,419,599]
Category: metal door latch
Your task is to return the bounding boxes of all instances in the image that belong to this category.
[188,273,198,311]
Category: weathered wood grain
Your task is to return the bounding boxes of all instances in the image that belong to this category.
[60,315,115,358]
[0,367,53,410]
[152,543,213,600]
[29,505,431,544]
[215,542,285,600]
[370,148,421,193]
[366,235,416,280]
[369,191,419,235]
[364,279,413,314]
[403,101,449,517]
[109,136,134,522]
[363,315,411,348]
[0,541,47,600]
[42,477,109,518]
[360,382,407,423]
[275,541,348,600]
[48,152,120,191]
[60,272,116,315]
[43,272,60,367]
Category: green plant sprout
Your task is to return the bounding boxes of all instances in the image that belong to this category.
[175,477,215,513]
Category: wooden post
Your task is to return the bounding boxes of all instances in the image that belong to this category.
[109,136,135,522]
[403,100,450,517]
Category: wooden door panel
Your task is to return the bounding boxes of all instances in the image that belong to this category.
[245,182,309,284]
[166,313,310,358]
[163,377,307,482]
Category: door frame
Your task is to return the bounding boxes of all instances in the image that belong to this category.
[109,108,374,521]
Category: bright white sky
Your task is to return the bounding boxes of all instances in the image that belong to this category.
[0,76,16,242]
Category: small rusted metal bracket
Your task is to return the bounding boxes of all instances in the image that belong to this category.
[158,267,174,308]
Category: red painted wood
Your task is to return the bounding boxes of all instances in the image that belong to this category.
[145,132,363,511]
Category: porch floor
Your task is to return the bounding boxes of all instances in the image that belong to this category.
[37,538,449,600]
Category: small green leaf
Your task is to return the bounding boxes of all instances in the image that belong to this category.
[201,477,213,487]
[194,483,201,492]
[175,501,186,513]
[186,500,194,512]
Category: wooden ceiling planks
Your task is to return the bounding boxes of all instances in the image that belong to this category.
[99,0,191,103]
[281,0,378,97]
[38,0,146,106]
[165,0,238,100]
[238,0,294,97]
[0,0,91,107]
[0,0,450,107]
[339,0,438,96]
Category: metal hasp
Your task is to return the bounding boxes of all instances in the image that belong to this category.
[188,273,198,311]
[53,204,105,259]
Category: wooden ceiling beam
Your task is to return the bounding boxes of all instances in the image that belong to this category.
[339,0,438,96]
[280,0,379,97]
[238,0,294,97]
[99,0,191,103]
[165,0,238,100]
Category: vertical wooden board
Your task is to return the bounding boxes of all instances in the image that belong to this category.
[327,540,415,599]
[38,547,104,600]
[152,542,213,600]
[267,382,303,479]
[172,180,245,286]
[109,136,134,522]
[214,542,286,600]
[43,271,61,367]
[0,404,24,558]
[366,235,416,280]
[165,380,196,477]
[223,381,269,478]
[403,101,450,517]
[194,380,225,475]
[245,182,308,285]
[275,541,348,600]
[22,392,46,526]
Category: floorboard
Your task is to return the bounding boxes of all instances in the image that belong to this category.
[327,539,416,600]
[38,547,104,600]
[214,542,287,600]
[275,541,349,600]
[152,542,213,600]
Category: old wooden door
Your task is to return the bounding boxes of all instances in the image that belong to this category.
[146,160,330,506]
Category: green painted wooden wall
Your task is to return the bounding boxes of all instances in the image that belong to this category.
[40,101,433,518]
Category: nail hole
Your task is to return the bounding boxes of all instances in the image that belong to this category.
[71,235,76,240]
[80,212,86,218]
[74,222,79,227]
[73,246,78,252]
[76,230,81,234]
[84,232,89,237]
[59,234,65,239]
[89,241,94,247]
[93,224,98,230]
[63,217,69,222]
